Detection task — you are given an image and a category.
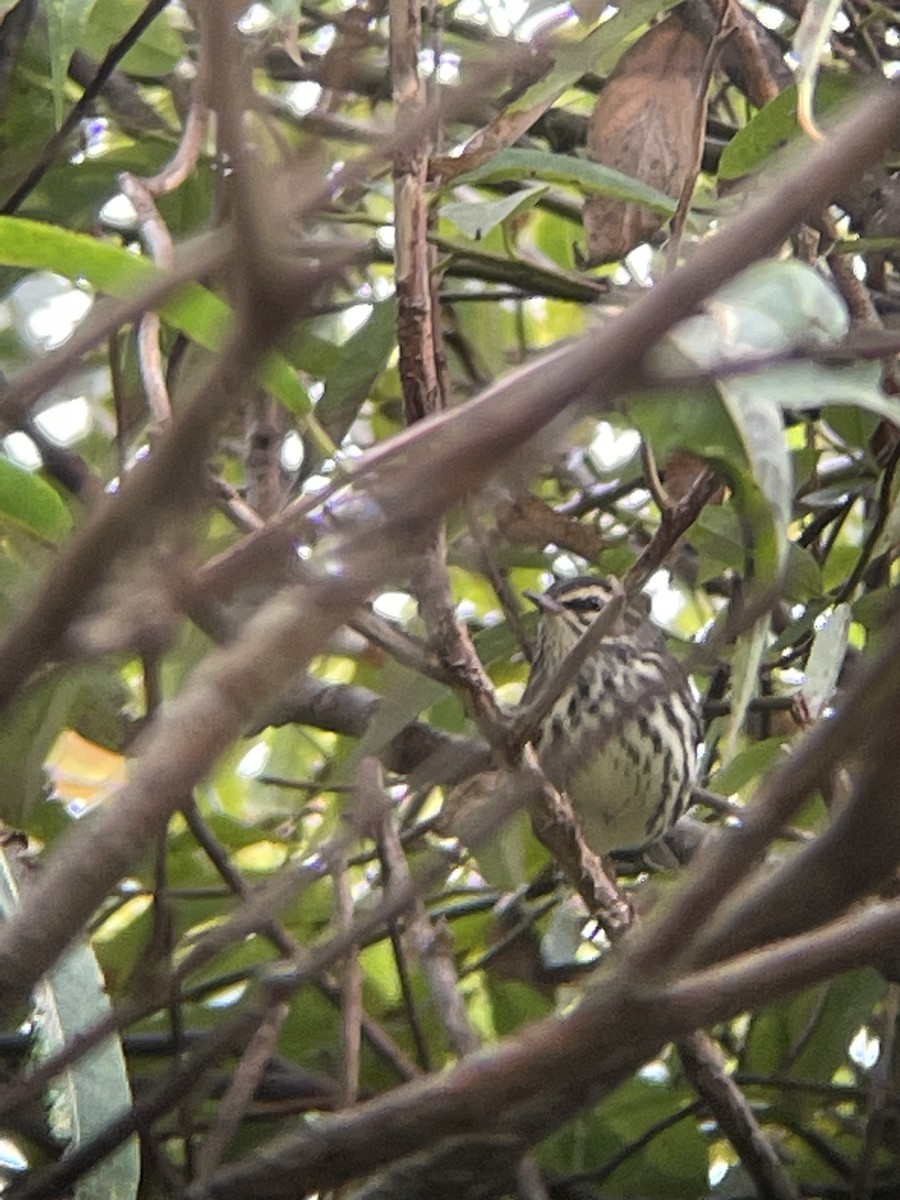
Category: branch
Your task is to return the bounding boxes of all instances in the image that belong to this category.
[198,898,900,1199]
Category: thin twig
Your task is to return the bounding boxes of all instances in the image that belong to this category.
[666,5,735,271]
[194,1000,289,1185]
[850,981,899,1199]
[334,842,363,1107]
[374,759,482,1058]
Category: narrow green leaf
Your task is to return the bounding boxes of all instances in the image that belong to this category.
[0,842,139,1199]
[437,0,681,184]
[508,0,680,114]
[721,384,791,569]
[455,149,678,216]
[37,944,140,1200]
[800,603,851,720]
[722,614,771,765]
[443,185,549,241]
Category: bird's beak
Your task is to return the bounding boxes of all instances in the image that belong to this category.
[524,590,566,615]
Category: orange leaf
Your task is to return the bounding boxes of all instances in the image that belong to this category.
[45,730,127,809]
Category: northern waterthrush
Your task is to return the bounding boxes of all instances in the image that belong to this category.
[523,576,700,857]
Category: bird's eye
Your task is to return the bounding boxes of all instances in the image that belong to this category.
[564,593,604,613]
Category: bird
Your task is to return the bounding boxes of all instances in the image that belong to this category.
[522,576,700,858]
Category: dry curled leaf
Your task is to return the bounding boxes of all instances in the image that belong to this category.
[497,493,606,559]
[664,450,725,504]
[584,12,709,265]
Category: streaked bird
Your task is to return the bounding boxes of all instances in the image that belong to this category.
[523,576,700,856]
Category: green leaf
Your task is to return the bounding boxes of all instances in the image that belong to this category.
[690,505,745,584]
[83,0,182,76]
[710,259,849,344]
[455,149,678,216]
[537,0,680,90]
[631,381,786,585]
[710,736,790,797]
[589,1075,707,1196]
[650,260,883,582]
[0,48,58,197]
[742,970,885,1085]
[318,299,398,444]
[721,614,771,765]
[782,363,900,422]
[720,386,791,574]
[718,75,859,181]
[851,586,894,633]
[0,218,311,416]
[488,979,554,1038]
[443,185,549,241]
[0,663,126,826]
[783,542,823,603]
[627,379,789,580]
[44,0,99,127]
[445,0,681,179]
[38,948,140,1199]
[28,143,208,232]
[821,403,880,451]
[627,384,745,466]
[0,670,82,824]
[474,808,539,892]
[0,843,139,1199]
[0,457,71,540]
[799,603,850,720]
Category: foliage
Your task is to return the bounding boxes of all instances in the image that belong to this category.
[0,1,898,1198]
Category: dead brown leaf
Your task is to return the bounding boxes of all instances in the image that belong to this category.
[584,11,709,266]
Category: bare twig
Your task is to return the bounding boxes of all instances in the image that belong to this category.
[666,3,735,270]
[625,467,721,592]
[522,752,633,941]
[118,75,210,433]
[334,843,363,1107]
[194,999,289,1185]
[851,981,900,1200]
[376,762,482,1057]
[678,1031,799,1200]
